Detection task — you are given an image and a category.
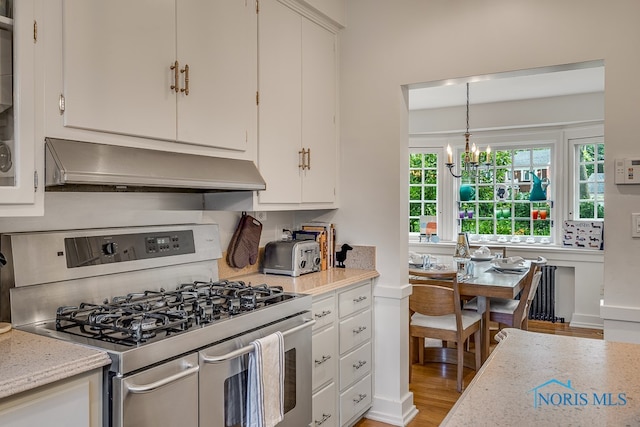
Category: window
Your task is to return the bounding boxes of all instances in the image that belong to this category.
[574,139,604,220]
[409,126,604,244]
[409,153,438,234]
[458,145,553,239]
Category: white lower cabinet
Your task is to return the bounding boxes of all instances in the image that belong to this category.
[0,369,103,427]
[313,325,337,391]
[340,374,372,426]
[312,382,338,427]
[339,341,372,390]
[312,280,373,427]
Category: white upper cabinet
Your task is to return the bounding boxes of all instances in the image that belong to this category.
[46,0,256,153]
[256,0,337,207]
[176,1,256,150]
[61,1,176,142]
[0,0,42,216]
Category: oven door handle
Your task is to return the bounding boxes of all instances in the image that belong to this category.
[126,365,200,394]
[201,318,315,364]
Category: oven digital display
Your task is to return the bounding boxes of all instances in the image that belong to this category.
[156,237,170,245]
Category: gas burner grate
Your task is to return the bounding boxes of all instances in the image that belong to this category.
[55,280,293,345]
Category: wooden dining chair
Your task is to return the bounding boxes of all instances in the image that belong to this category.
[463,256,547,333]
[409,272,482,392]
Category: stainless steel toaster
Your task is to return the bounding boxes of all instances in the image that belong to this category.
[263,240,321,276]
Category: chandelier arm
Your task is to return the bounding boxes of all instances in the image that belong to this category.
[446,163,463,178]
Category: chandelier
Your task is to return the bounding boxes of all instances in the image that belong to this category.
[445,83,491,179]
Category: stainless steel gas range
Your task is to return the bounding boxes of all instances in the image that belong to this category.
[0,224,313,427]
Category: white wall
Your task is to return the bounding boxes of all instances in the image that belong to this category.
[0,193,303,251]
[337,1,640,424]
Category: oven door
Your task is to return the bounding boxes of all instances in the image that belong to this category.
[112,353,199,427]
[198,315,313,427]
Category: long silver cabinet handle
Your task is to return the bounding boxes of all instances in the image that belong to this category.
[353,295,367,303]
[126,365,199,393]
[353,360,367,370]
[314,310,332,319]
[201,319,315,364]
[315,355,332,365]
[315,413,332,426]
[353,393,367,404]
[352,326,367,334]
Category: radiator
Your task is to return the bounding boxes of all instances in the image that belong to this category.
[528,265,565,323]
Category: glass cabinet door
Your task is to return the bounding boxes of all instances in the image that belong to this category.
[0,0,39,212]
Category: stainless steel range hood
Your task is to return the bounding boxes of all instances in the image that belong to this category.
[45,138,266,192]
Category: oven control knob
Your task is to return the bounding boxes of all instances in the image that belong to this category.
[102,242,118,256]
[314,256,321,266]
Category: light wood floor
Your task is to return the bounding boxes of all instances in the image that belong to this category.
[355,321,604,427]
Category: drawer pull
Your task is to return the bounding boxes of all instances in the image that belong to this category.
[353,360,367,370]
[352,295,368,303]
[314,310,332,319]
[353,393,368,404]
[315,355,332,365]
[353,326,367,334]
[315,413,332,426]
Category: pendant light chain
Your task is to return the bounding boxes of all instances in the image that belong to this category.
[466,82,470,135]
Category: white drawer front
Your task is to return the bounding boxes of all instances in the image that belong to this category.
[339,374,372,425]
[339,341,372,390]
[338,283,371,319]
[339,309,372,355]
[313,326,337,390]
[312,382,338,427]
[312,295,336,331]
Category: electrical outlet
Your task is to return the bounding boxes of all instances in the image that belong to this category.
[254,211,267,222]
[632,213,640,237]
[275,224,293,241]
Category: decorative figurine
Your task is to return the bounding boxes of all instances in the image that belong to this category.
[335,244,353,268]
[530,171,550,201]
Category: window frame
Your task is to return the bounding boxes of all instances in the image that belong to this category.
[408,146,443,240]
[454,140,555,241]
[564,125,607,222]
[409,125,605,244]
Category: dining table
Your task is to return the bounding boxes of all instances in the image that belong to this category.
[409,256,530,363]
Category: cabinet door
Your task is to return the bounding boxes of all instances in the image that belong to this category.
[0,370,102,427]
[0,0,40,214]
[257,0,302,204]
[176,0,255,151]
[61,0,176,140]
[301,19,336,203]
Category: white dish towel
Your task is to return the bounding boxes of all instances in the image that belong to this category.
[246,331,285,427]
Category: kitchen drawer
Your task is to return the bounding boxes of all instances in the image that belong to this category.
[312,382,338,427]
[313,326,337,391]
[339,341,372,391]
[338,283,371,319]
[339,309,372,355]
[339,374,372,426]
[312,295,336,331]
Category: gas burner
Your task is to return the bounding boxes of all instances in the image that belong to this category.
[55,280,294,345]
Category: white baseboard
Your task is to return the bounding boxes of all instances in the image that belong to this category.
[366,392,418,426]
[570,313,604,329]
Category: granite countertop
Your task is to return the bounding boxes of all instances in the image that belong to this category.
[441,328,640,426]
[0,329,111,399]
[231,268,379,296]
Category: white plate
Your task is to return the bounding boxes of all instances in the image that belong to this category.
[491,262,526,272]
[471,256,494,261]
